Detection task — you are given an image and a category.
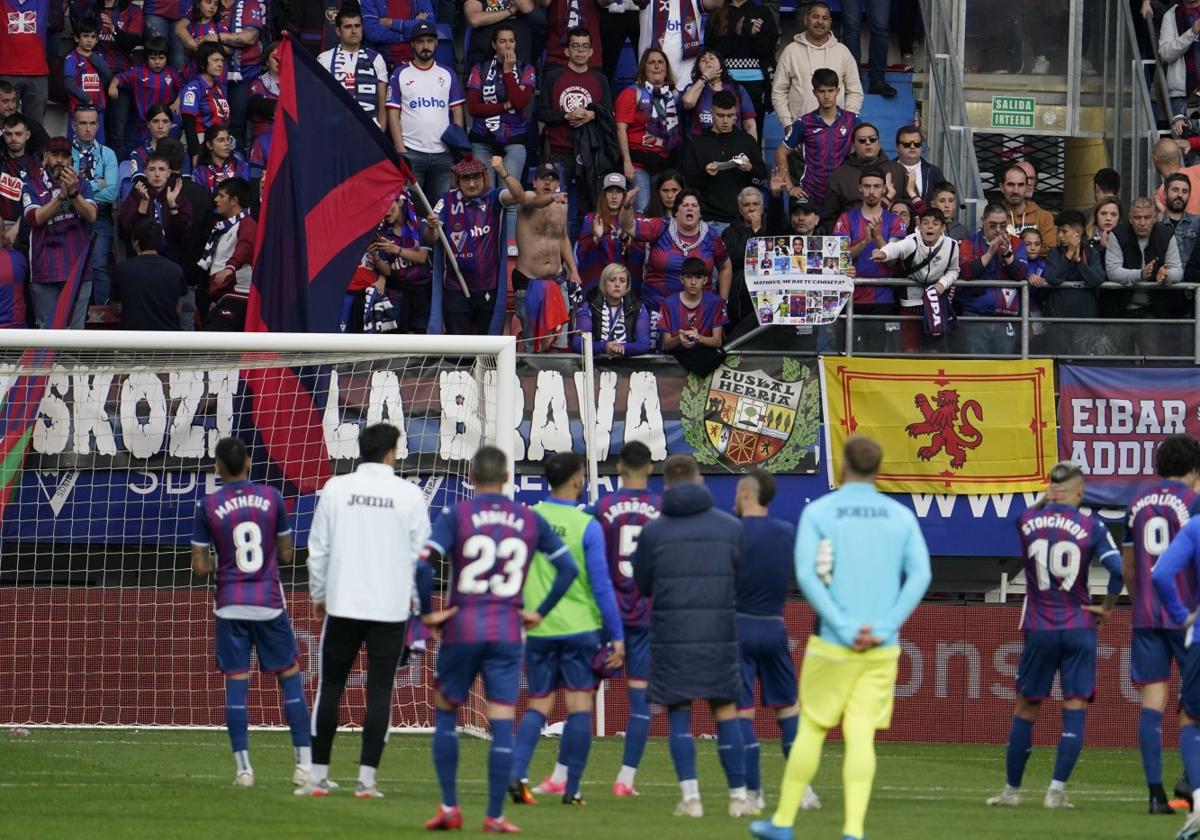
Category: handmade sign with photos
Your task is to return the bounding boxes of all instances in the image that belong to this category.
[743,235,855,326]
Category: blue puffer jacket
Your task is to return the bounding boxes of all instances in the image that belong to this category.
[632,481,743,706]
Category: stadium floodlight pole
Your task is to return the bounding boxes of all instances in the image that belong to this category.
[408,178,472,298]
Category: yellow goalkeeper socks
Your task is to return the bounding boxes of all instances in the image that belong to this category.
[771,715,828,827]
[841,713,878,839]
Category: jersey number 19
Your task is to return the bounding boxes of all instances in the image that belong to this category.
[1028,538,1081,592]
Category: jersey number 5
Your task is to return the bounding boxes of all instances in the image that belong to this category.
[458,534,528,598]
[617,525,642,579]
[1028,538,1082,592]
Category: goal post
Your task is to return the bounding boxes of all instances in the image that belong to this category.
[0,330,517,733]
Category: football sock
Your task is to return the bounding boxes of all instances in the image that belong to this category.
[225,677,250,755]
[234,749,252,775]
[295,746,312,768]
[779,713,799,757]
[1179,723,1200,796]
[715,718,746,791]
[279,672,311,753]
[622,686,651,771]
[488,719,515,819]
[841,712,877,840]
[549,761,568,785]
[1139,707,1164,787]
[310,764,329,784]
[667,705,698,786]
[432,708,459,808]
[1052,709,1086,785]
[510,709,545,784]
[1004,716,1035,789]
[563,712,592,797]
[740,718,761,792]
[616,765,637,788]
[358,765,376,788]
[772,714,827,828]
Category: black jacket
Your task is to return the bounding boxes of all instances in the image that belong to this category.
[633,482,743,706]
[722,217,771,327]
[1042,243,1105,318]
[678,127,767,223]
[892,157,947,205]
[572,103,621,211]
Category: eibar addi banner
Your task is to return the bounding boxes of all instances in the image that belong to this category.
[1057,366,1199,507]
[820,357,1057,494]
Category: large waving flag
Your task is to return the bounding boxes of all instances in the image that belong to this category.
[243,35,414,496]
[0,239,92,519]
[821,357,1057,494]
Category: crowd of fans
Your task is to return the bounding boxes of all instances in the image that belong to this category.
[0,0,1193,358]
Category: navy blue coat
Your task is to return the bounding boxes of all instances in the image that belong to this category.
[632,481,743,706]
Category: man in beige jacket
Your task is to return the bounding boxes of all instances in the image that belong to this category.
[770,2,863,127]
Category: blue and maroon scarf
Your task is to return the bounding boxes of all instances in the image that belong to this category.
[641,0,701,59]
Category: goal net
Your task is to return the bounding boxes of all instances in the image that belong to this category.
[0,331,516,735]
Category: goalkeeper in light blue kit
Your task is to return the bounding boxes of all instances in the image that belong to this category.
[751,434,931,840]
[1152,506,1200,840]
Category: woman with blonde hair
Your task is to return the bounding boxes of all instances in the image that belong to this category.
[572,263,652,356]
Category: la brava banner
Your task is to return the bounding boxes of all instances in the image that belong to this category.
[743,235,854,326]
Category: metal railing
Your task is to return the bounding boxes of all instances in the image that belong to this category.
[832,279,1200,362]
[917,0,986,231]
[1109,0,1165,199]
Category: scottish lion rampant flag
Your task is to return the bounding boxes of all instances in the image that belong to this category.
[243,35,414,495]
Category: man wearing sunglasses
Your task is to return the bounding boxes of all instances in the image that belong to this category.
[820,121,905,229]
[893,125,944,207]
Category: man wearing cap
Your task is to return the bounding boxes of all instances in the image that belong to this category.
[424,153,526,335]
[386,21,465,206]
[513,163,580,350]
[21,136,97,328]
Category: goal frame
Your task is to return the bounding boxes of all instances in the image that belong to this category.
[0,329,517,733]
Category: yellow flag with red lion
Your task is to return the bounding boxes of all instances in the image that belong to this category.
[820,357,1058,493]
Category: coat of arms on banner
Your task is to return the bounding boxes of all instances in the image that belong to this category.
[680,356,820,473]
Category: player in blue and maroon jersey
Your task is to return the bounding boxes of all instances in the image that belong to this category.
[189,436,312,789]
[417,445,577,834]
[777,68,857,209]
[588,441,661,797]
[1124,435,1200,813]
[988,462,1123,811]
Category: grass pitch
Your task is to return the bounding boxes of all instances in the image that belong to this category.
[0,728,1185,839]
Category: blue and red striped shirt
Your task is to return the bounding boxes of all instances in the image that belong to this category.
[0,248,28,328]
[179,74,230,133]
[437,186,506,294]
[782,107,856,207]
[191,479,291,615]
[588,488,660,627]
[193,153,251,194]
[115,65,183,124]
[659,289,728,337]
[426,493,568,645]
[576,213,645,298]
[634,216,730,312]
[1128,480,1200,629]
[22,171,95,284]
[833,207,906,305]
[1017,503,1122,632]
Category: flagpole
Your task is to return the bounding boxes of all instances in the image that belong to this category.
[408,179,471,299]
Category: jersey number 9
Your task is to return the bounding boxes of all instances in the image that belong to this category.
[1142,515,1170,570]
[458,534,529,598]
[1028,538,1082,592]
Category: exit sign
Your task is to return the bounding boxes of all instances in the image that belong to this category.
[991,96,1036,129]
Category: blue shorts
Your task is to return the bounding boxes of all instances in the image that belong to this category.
[623,624,650,682]
[525,631,602,697]
[1017,628,1096,702]
[436,641,523,707]
[215,613,299,676]
[1131,627,1188,687]
[737,615,798,710]
[1180,637,1200,719]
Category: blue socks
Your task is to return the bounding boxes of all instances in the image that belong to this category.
[779,714,798,757]
[716,718,746,790]
[1181,723,1200,791]
[1004,716,1034,788]
[510,709,545,783]
[1140,707,1164,787]
[563,711,592,797]
[622,686,651,769]
[668,705,697,783]
[279,671,311,748]
[225,678,249,753]
[740,717,761,791]
[432,708,459,807]
[1052,709,1087,784]
[488,719,514,819]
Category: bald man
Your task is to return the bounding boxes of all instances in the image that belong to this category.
[1154,137,1200,215]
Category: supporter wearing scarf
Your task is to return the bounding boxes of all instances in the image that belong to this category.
[198,208,248,272]
[642,82,681,152]
[640,0,701,59]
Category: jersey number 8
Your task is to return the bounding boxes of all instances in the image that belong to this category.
[1028,538,1082,592]
[458,534,529,598]
[233,521,264,573]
